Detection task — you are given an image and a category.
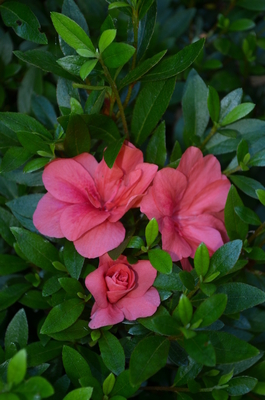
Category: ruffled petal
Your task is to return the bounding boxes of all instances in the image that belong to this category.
[33,193,68,238]
[140,187,164,222]
[115,142,143,173]
[177,146,203,177]
[85,264,109,308]
[74,220,125,259]
[161,217,192,261]
[116,287,160,321]
[74,153,98,178]
[42,158,101,206]
[94,160,124,204]
[89,302,124,329]
[127,260,157,299]
[60,203,110,241]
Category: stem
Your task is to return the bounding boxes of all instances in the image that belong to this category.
[223,165,241,176]
[248,222,265,244]
[199,124,217,150]
[100,60,129,138]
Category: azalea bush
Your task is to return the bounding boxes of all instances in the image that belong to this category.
[1,0,265,399]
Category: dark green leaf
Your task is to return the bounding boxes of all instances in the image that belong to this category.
[224,185,248,240]
[208,331,259,364]
[16,376,54,398]
[129,336,170,386]
[179,295,193,326]
[207,86,220,123]
[63,241,84,280]
[207,240,242,278]
[119,51,166,88]
[146,122,167,168]
[230,175,265,199]
[192,294,227,327]
[249,149,265,167]
[102,43,135,68]
[104,138,125,168]
[63,345,91,387]
[31,95,57,130]
[0,283,31,312]
[154,272,183,291]
[216,283,265,314]
[59,277,84,296]
[237,139,249,164]
[85,90,106,115]
[174,357,202,386]
[237,0,265,10]
[14,50,78,81]
[148,248,172,274]
[229,19,255,31]
[7,194,43,232]
[23,158,49,173]
[5,309,28,355]
[0,2,47,44]
[111,370,139,398]
[220,88,243,121]
[41,299,84,334]
[194,243,210,277]
[183,333,216,367]
[84,114,121,143]
[19,290,48,310]
[0,255,28,275]
[141,39,205,81]
[234,206,261,225]
[64,114,91,157]
[26,340,63,367]
[256,189,265,205]
[0,147,33,174]
[7,349,27,385]
[51,12,94,52]
[179,271,195,290]
[99,331,125,375]
[226,376,257,395]
[50,320,90,341]
[131,78,175,146]
[57,55,86,76]
[11,227,60,272]
[137,1,157,62]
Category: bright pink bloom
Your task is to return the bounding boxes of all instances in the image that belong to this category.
[33,143,157,258]
[140,147,231,262]
[85,254,160,328]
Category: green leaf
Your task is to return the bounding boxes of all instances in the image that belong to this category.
[229,19,255,31]
[41,299,84,334]
[208,331,259,364]
[57,55,87,76]
[0,255,28,276]
[26,341,63,367]
[63,345,91,387]
[237,0,265,10]
[141,39,204,81]
[20,290,48,310]
[192,294,227,328]
[230,175,265,199]
[129,336,170,386]
[174,357,202,386]
[179,271,195,290]
[80,59,98,80]
[183,333,216,367]
[99,29,116,53]
[104,138,125,168]
[11,227,60,272]
[5,309,28,358]
[216,282,265,314]
[50,320,90,341]
[82,114,121,143]
[137,1,156,62]
[24,158,49,173]
[138,0,155,19]
[103,373,115,395]
[76,49,95,58]
[256,189,265,205]
[102,42,135,68]
[249,149,265,167]
[7,349,27,385]
[63,388,93,400]
[207,86,220,123]
[0,1,47,44]
[220,103,255,126]
[0,283,31,312]
[182,69,209,142]
[148,249,172,274]
[179,294,193,326]
[14,50,78,81]
[226,376,257,395]
[154,272,183,291]
[119,51,167,88]
[98,331,125,375]
[146,121,167,168]
[145,218,159,248]
[108,2,131,10]
[64,114,91,157]
[85,90,106,115]
[220,89,243,121]
[207,240,242,278]
[234,206,261,225]
[16,376,54,398]
[51,12,94,52]
[194,243,210,277]
[224,185,248,240]
[7,194,43,232]
[63,241,84,280]
[111,370,140,398]
[0,147,33,174]
[131,78,175,146]
[237,139,249,164]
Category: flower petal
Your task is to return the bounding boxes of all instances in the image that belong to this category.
[33,193,68,238]
[85,264,109,308]
[60,203,110,241]
[89,302,124,329]
[74,153,98,178]
[74,220,125,259]
[140,186,164,222]
[115,142,143,173]
[95,160,124,204]
[127,260,157,298]
[116,287,160,321]
[177,146,203,177]
[43,158,100,205]
[161,217,192,261]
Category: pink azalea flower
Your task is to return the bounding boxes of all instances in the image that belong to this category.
[33,142,158,259]
[85,254,160,329]
[140,147,231,262]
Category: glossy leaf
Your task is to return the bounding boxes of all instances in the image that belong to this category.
[63,345,91,387]
[207,240,242,278]
[192,294,227,327]
[7,349,27,385]
[99,29,116,53]
[102,43,135,68]
[207,86,220,123]
[146,121,167,168]
[224,185,248,240]
[194,243,210,277]
[98,331,125,375]
[183,333,216,367]
[148,249,172,274]
[220,103,255,126]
